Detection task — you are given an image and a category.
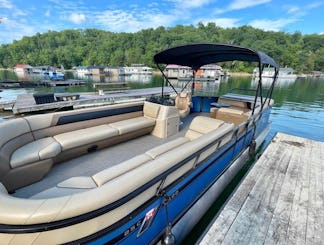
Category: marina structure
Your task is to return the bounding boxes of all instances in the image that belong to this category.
[124,64,153,75]
[13,64,33,73]
[200,132,324,245]
[73,65,141,77]
[72,66,92,75]
[165,64,224,81]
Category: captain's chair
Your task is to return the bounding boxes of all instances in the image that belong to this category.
[175,92,192,118]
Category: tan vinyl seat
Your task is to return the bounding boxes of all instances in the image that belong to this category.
[217,107,244,115]
[109,117,155,135]
[0,101,163,192]
[215,107,250,126]
[146,137,189,159]
[185,116,224,141]
[54,125,119,151]
[175,92,192,118]
[10,137,61,168]
[92,154,152,186]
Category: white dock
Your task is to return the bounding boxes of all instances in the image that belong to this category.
[199,132,324,245]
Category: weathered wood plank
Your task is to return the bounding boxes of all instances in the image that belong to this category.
[263,140,303,244]
[202,140,283,244]
[199,133,324,245]
[306,141,324,245]
[223,147,292,244]
[285,140,308,245]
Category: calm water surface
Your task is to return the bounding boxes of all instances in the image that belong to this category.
[1,70,323,140]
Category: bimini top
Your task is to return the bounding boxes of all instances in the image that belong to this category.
[154,43,279,71]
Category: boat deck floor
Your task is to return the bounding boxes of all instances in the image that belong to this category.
[13,112,207,198]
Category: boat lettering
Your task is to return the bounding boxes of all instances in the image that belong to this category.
[137,208,157,237]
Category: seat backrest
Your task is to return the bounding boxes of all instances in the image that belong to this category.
[175,92,191,110]
[175,92,191,118]
[0,118,34,177]
[143,101,161,119]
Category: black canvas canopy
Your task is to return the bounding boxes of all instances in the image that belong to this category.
[153,43,279,114]
[154,43,279,70]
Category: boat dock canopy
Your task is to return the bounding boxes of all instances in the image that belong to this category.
[154,43,279,71]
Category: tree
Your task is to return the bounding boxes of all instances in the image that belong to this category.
[0,25,323,72]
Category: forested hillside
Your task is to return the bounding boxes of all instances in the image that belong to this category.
[0,23,323,72]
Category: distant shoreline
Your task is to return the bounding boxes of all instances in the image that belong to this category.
[230,72,252,77]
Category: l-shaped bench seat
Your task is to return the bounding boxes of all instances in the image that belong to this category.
[0,101,179,192]
[29,116,235,200]
[0,117,234,244]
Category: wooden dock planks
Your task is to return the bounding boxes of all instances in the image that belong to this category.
[199,133,324,245]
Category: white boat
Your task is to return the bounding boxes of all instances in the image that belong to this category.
[253,66,297,80]
[32,66,65,80]
[13,64,33,73]
[0,43,279,244]
[124,64,153,75]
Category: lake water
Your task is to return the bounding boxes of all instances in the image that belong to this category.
[1,70,324,142]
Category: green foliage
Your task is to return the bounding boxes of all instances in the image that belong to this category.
[0,24,323,72]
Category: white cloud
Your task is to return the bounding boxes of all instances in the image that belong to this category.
[214,0,271,14]
[197,18,241,28]
[183,0,213,8]
[249,18,298,31]
[68,13,86,24]
[0,17,37,43]
[287,6,299,14]
[45,10,51,17]
[95,10,175,32]
[307,2,324,9]
[96,10,138,32]
[168,0,213,8]
[228,0,271,10]
[0,0,13,9]
[0,0,27,16]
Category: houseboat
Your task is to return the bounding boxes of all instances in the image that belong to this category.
[253,66,296,80]
[13,64,33,73]
[104,66,125,77]
[165,64,192,79]
[73,66,93,76]
[195,64,224,81]
[33,66,65,80]
[166,64,224,81]
[124,64,153,75]
[0,43,279,244]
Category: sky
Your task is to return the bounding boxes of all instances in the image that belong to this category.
[0,0,323,44]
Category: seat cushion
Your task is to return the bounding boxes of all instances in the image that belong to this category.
[57,176,97,189]
[146,137,189,159]
[54,125,118,151]
[218,107,244,115]
[92,154,152,186]
[185,116,224,141]
[10,137,61,168]
[109,117,155,135]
